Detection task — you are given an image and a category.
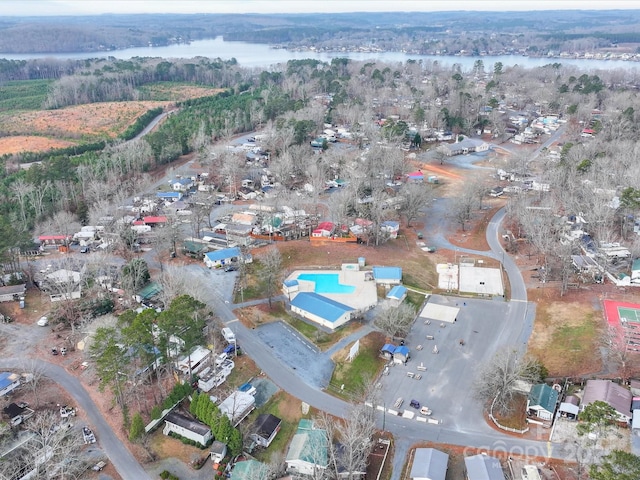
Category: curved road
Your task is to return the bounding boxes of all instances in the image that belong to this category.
[0,358,152,480]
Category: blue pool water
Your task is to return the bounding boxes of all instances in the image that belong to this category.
[297,273,355,294]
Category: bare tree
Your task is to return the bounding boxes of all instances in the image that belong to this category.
[0,410,87,480]
[373,302,416,339]
[20,358,48,408]
[399,182,433,227]
[259,246,283,308]
[474,348,545,415]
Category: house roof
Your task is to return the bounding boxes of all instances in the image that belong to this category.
[528,384,558,413]
[373,266,402,281]
[38,235,71,241]
[317,221,334,231]
[136,281,162,301]
[0,372,19,390]
[387,285,407,300]
[286,420,328,466]
[231,460,268,480]
[464,454,505,480]
[205,247,241,262]
[218,391,255,421]
[210,440,227,455]
[284,279,299,288]
[165,411,211,436]
[408,171,424,178]
[582,379,632,418]
[633,259,640,272]
[290,292,353,322]
[156,191,181,198]
[251,413,282,439]
[143,216,167,224]
[0,284,26,296]
[410,448,449,480]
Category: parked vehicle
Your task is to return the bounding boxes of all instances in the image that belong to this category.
[420,406,432,416]
[409,399,420,409]
[92,461,106,471]
[37,316,49,326]
[221,327,236,343]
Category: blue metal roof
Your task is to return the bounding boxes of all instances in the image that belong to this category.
[373,266,402,280]
[393,345,410,357]
[381,344,396,353]
[204,247,241,262]
[156,191,182,198]
[291,292,353,322]
[0,372,17,390]
[387,285,407,299]
[284,279,299,287]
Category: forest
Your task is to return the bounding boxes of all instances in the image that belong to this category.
[1,10,640,56]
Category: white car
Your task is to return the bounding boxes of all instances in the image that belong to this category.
[36,316,49,326]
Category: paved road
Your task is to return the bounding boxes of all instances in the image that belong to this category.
[0,358,151,480]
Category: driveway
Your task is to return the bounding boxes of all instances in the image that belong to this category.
[0,358,151,480]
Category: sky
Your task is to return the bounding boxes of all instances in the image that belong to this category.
[2,0,639,16]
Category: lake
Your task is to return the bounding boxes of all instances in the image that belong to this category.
[1,36,638,73]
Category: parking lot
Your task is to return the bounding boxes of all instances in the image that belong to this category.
[376,294,513,431]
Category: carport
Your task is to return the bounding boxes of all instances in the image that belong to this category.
[418,302,459,323]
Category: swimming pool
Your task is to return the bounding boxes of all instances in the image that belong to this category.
[297,273,356,294]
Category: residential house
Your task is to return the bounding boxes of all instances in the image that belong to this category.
[171,178,194,191]
[43,269,82,302]
[286,419,328,476]
[373,266,402,285]
[464,454,505,480]
[290,292,354,330]
[407,171,425,183]
[386,285,407,307]
[581,379,633,423]
[312,221,335,238]
[527,384,558,421]
[156,191,183,202]
[163,411,212,446]
[0,284,25,303]
[218,391,256,426]
[438,138,490,157]
[134,281,162,304]
[38,235,71,247]
[410,448,449,480]
[250,413,282,448]
[204,247,241,269]
[381,221,400,239]
[137,216,168,227]
[231,460,269,480]
[0,372,20,397]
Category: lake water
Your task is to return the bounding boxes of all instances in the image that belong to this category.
[1,36,638,72]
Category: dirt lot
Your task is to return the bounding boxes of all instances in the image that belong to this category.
[0,101,170,144]
[0,135,77,155]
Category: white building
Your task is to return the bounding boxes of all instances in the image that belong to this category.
[163,411,212,446]
[218,391,256,426]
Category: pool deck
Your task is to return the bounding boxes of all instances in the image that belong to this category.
[288,269,378,312]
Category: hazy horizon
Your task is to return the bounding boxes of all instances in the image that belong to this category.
[2,0,639,16]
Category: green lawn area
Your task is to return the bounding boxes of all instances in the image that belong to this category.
[328,332,386,400]
[250,392,305,463]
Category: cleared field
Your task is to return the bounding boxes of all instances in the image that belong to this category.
[139,83,226,101]
[0,135,77,155]
[0,101,170,142]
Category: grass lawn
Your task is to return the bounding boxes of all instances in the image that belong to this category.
[328,332,387,400]
[528,300,602,376]
[250,391,305,463]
